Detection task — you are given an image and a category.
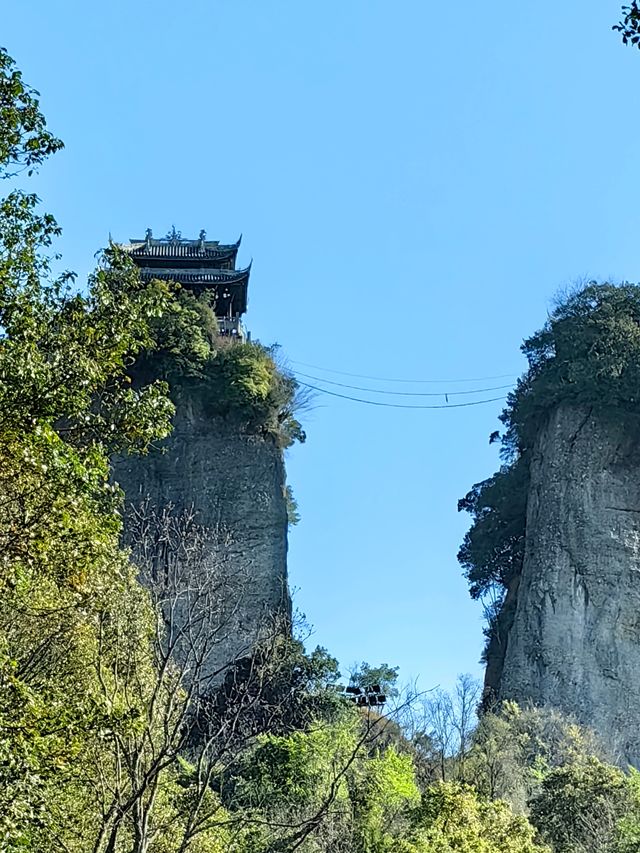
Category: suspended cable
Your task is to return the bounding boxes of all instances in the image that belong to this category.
[297,381,507,409]
[290,359,518,385]
[294,371,513,397]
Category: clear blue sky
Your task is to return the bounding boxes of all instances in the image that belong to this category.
[5,1,640,691]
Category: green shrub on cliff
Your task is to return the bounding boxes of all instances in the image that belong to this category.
[137,284,305,447]
[141,286,219,378]
[193,340,304,446]
[503,283,640,456]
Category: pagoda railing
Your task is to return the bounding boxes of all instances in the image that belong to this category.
[218,317,247,342]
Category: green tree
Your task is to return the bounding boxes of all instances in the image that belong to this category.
[529,758,631,853]
[349,662,400,698]
[405,782,546,853]
[468,702,605,813]
[617,769,640,853]
[0,44,178,852]
[0,47,63,175]
[233,707,420,852]
[457,457,529,602]
[0,44,315,853]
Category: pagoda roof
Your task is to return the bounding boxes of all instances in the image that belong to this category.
[137,265,251,315]
[137,266,251,286]
[122,229,241,265]
[117,228,250,316]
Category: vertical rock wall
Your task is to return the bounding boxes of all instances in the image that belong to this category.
[112,397,290,679]
[497,404,640,764]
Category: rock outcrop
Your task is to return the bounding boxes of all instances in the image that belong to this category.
[112,397,290,680]
[496,404,640,764]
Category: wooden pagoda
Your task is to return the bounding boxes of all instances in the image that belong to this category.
[121,227,251,340]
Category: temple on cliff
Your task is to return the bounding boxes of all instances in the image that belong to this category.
[120,226,251,340]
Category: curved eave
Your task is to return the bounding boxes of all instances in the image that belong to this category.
[138,265,250,285]
[124,245,240,264]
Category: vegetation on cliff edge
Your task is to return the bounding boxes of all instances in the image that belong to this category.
[135,284,306,448]
[459,282,640,670]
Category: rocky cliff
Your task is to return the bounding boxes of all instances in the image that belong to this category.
[495,403,640,765]
[112,397,290,680]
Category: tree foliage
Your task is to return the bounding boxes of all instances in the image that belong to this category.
[0,46,63,177]
[614,3,640,47]
[137,285,306,448]
[230,708,422,852]
[529,759,635,853]
[503,284,640,456]
[468,702,607,812]
[349,661,400,697]
[458,458,528,602]
[0,45,181,851]
[405,782,546,853]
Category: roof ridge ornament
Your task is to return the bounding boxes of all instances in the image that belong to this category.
[145,227,152,246]
[199,229,206,250]
[165,225,182,243]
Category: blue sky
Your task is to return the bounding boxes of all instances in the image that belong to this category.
[4,1,640,691]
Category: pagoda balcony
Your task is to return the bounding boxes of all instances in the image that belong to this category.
[218,316,248,342]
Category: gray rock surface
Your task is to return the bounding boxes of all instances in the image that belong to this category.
[498,404,640,765]
[112,398,290,680]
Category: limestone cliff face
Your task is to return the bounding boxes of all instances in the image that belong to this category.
[112,397,290,678]
[496,404,640,764]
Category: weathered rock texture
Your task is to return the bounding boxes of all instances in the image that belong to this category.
[496,403,640,765]
[113,397,290,679]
